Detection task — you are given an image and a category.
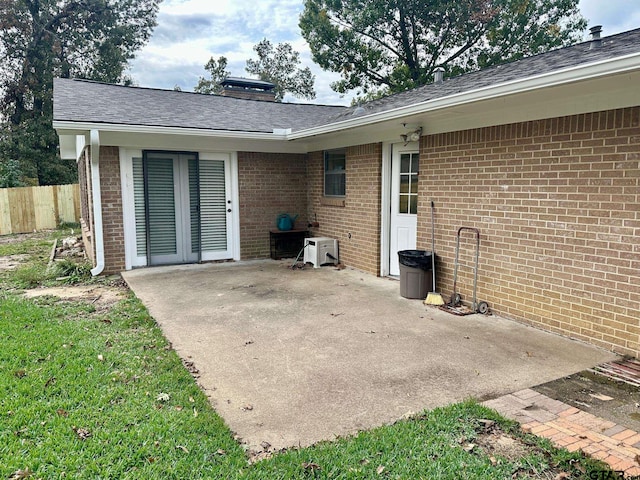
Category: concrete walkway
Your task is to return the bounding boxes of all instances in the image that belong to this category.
[122,260,616,453]
[484,390,640,477]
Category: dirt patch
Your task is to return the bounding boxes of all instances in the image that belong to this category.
[0,231,54,245]
[23,284,127,310]
[475,429,530,462]
[0,254,29,271]
[533,370,640,433]
[474,422,571,479]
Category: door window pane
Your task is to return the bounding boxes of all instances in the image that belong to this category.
[400,174,410,193]
[399,194,408,214]
[199,160,227,252]
[401,154,410,174]
[146,157,177,256]
[410,175,418,194]
[411,155,419,173]
[409,195,418,215]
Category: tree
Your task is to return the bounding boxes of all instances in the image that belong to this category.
[0,159,23,188]
[196,41,316,102]
[194,56,230,95]
[0,0,160,185]
[299,0,586,96]
[245,39,316,101]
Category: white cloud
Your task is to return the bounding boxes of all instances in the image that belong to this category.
[128,0,640,106]
[161,0,238,16]
[578,0,640,34]
[128,0,350,103]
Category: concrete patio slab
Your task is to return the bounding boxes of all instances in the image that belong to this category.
[122,261,617,453]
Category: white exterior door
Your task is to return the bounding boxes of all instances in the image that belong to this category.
[145,152,199,266]
[389,143,419,276]
[197,153,234,262]
[130,151,234,267]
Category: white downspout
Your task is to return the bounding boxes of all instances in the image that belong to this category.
[89,129,105,276]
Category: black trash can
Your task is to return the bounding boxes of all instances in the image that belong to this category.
[398,250,433,299]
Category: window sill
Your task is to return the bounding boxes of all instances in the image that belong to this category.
[321,197,345,207]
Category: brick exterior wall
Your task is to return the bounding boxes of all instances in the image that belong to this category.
[307,143,382,275]
[99,146,126,274]
[82,109,638,357]
[417,107,640,357]
[238,152,308,258]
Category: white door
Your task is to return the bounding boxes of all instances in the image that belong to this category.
[197,154,234,262]
[389,143,419,275]
[140,152,233,266]
[145,152,199,265]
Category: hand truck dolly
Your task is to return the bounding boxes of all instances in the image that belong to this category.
[439,227,490,316]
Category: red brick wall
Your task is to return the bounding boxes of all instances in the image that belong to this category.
[99,146,126,274]
[238,152,308,258]
[307,143,382,275]
[418,107,640,357]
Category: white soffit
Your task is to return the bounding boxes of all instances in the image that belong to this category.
[301,69,640,151]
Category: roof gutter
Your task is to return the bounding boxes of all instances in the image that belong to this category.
[89,129,105,276]
[287,51,640,140]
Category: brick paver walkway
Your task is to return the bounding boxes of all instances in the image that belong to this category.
[484,389,640,477]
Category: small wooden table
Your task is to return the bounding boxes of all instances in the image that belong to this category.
[269,229,309,260]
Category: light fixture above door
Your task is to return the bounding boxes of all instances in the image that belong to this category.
[400,126,422,144]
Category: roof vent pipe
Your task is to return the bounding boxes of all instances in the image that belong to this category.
[434,67,445,84]
[589,25,602,50]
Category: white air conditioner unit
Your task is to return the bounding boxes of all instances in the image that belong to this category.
[303,237,339,268]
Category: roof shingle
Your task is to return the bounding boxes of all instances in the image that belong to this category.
[53,79,345,133]
[54,27,640,134]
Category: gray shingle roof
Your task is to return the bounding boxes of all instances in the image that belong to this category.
[53,79,345,133]
[54,27,640,134]
[328,27,640,123]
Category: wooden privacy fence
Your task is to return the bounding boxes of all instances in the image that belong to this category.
[0,184,80,235]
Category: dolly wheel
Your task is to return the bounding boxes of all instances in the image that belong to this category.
[451,293,462,306]
[477,301,489,315]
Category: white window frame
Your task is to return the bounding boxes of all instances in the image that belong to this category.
[324,149,346,197]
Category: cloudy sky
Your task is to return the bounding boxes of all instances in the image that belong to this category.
[127,0,640,106]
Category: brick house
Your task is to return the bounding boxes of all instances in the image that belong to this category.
[54,28,640,357]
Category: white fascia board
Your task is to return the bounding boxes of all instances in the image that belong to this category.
[52,121,288,142]
[287,52,640,140]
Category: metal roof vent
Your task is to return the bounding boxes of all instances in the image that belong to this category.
[434,67,445,84]
[352,105,366,116]
[589,25,603,50]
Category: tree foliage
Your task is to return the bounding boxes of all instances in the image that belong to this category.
[194,56,230,95]
[245,39,316,101]
[0,0,160,185]
[299,0,587,96]
[196,40,316,102]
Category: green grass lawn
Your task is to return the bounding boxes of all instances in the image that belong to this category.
[0,230,615,479]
